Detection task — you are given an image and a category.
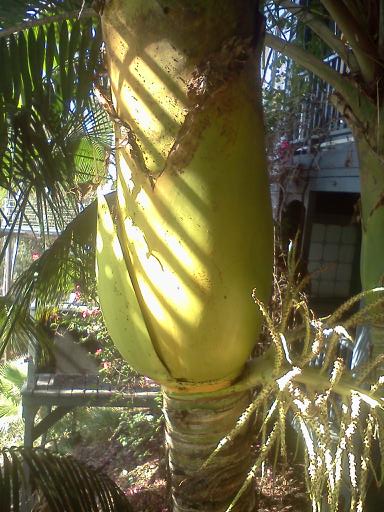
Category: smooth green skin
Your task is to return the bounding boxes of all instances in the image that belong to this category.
[358,139,384,291]
[99,0,274,384]
[96,192,171,382]
[117,90,273,382]
[358,139,384,358]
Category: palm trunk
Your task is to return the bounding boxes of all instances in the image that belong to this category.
[357,138,384,358]
[99,2,273,510]
[163,390,255,512]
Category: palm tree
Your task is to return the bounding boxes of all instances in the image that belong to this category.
[0,3,134,510]
[264,0,384,358]
[96,1,273,510]
[1,1,273,510]
[0,0,112,355]
[2,2,384,512]
[0,446,133,511]
[96,2,384,509]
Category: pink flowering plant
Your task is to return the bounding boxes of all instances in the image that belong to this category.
[46,290,143,389]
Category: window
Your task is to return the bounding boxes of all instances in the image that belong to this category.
[305,192,360,312]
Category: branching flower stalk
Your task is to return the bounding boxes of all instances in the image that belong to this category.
[200,384,275,471]
[197,243,384,512]
[225,421,280,512]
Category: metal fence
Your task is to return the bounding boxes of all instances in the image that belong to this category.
[0,197,79,237]
[293,54,348,142]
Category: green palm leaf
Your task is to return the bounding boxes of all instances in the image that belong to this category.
[0,447,133,512]
[0,1,92,28]
[0,361,26,419]
[0,294,52,360]
[0,17,112,273]
[0,193,116,358]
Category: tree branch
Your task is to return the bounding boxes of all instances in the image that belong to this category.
[264,32,356,99]
[380,0,384,59]
[320,0,378,82]
[0,8,97,39]
[265,34,375,128]
[265,32,377,156]
[273,0,358,72]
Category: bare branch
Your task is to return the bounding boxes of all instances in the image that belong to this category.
[273,0,358,71]
[380,0,384,59]
[264,32,355,98]
[0,8,97,39]
[265,32,377,147]
[320,0,378,82]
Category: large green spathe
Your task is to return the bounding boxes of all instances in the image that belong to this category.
[97,0,273,385]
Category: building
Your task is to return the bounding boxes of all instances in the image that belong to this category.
[270,55,362,316]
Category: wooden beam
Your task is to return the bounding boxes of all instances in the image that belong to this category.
[32,406,74,442]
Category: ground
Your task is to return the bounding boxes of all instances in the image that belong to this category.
[73,439,168,511]
[73,438,309,511]
[67,377,310,511]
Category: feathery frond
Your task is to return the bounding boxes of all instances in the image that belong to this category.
[0,192,116,358]
[201,240,384,512]
[0,446,133,512]
[0,360,26,419]
[0,15,112,282]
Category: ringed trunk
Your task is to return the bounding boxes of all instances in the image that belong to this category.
[98,1,273,510]
[164,390,255,512]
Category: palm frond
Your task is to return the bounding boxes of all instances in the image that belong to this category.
[0,447,133,512]
[14,193,114,308]
[0,361,26,393]
[0,295,53,360]
[0,17,112,273]
[0,192,116,358]
[0,360,26,418]
[0,1,92,29]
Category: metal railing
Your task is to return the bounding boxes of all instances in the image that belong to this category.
[292,55,348,143]
[0,197,78,237]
